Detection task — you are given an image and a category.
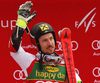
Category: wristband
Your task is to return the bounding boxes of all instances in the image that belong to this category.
[77,80,82,83]
[16,18,27,29]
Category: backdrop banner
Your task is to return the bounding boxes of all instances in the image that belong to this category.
[0,0,100,83]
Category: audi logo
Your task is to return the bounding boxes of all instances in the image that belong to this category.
[13,70,26,80]
[92,40,100,50]
[55,41,78,51]
[92,67,100,77]
[71,41,78,51]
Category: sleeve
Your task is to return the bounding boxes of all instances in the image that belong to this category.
[10,46,35,69]
[10,46,35,77]
[9,25,36,77]
[75,72,83,83]
[9,25,24,52]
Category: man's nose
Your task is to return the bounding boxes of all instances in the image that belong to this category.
[48,40,52,45]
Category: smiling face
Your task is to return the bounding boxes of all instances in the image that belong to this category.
[38,33,55,55]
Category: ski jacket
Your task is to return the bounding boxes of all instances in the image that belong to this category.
[9,25,82,83]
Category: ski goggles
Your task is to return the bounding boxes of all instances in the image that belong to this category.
[43,55,62,66]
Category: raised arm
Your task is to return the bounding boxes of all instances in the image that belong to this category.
[9,1,37,52]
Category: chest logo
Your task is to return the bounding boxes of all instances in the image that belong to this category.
[45,66,59,72]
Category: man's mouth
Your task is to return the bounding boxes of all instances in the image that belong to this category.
[47,46,53,50]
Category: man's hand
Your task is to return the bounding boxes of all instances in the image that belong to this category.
[16,1,37,29]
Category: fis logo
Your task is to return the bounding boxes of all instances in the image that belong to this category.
[75,7,96,33]
[39,24,49,31]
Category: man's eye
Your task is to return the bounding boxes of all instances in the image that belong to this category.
[43,39,47,42]
[50,37,53,40]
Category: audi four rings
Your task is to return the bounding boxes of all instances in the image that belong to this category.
[92,67,100,77]
[55,41,78,51]
[13,70,26,80]
[92,40,100,50]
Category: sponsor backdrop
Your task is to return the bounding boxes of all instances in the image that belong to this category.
[0,0,100,83]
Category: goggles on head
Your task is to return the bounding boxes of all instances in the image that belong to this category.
[43,55,62,66]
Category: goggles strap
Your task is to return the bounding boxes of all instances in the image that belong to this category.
[54,52,59,56]
[39,52,44,70]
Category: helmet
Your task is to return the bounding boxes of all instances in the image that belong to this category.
[30,22,56,51]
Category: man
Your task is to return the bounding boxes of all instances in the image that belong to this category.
[9,1,82,83]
